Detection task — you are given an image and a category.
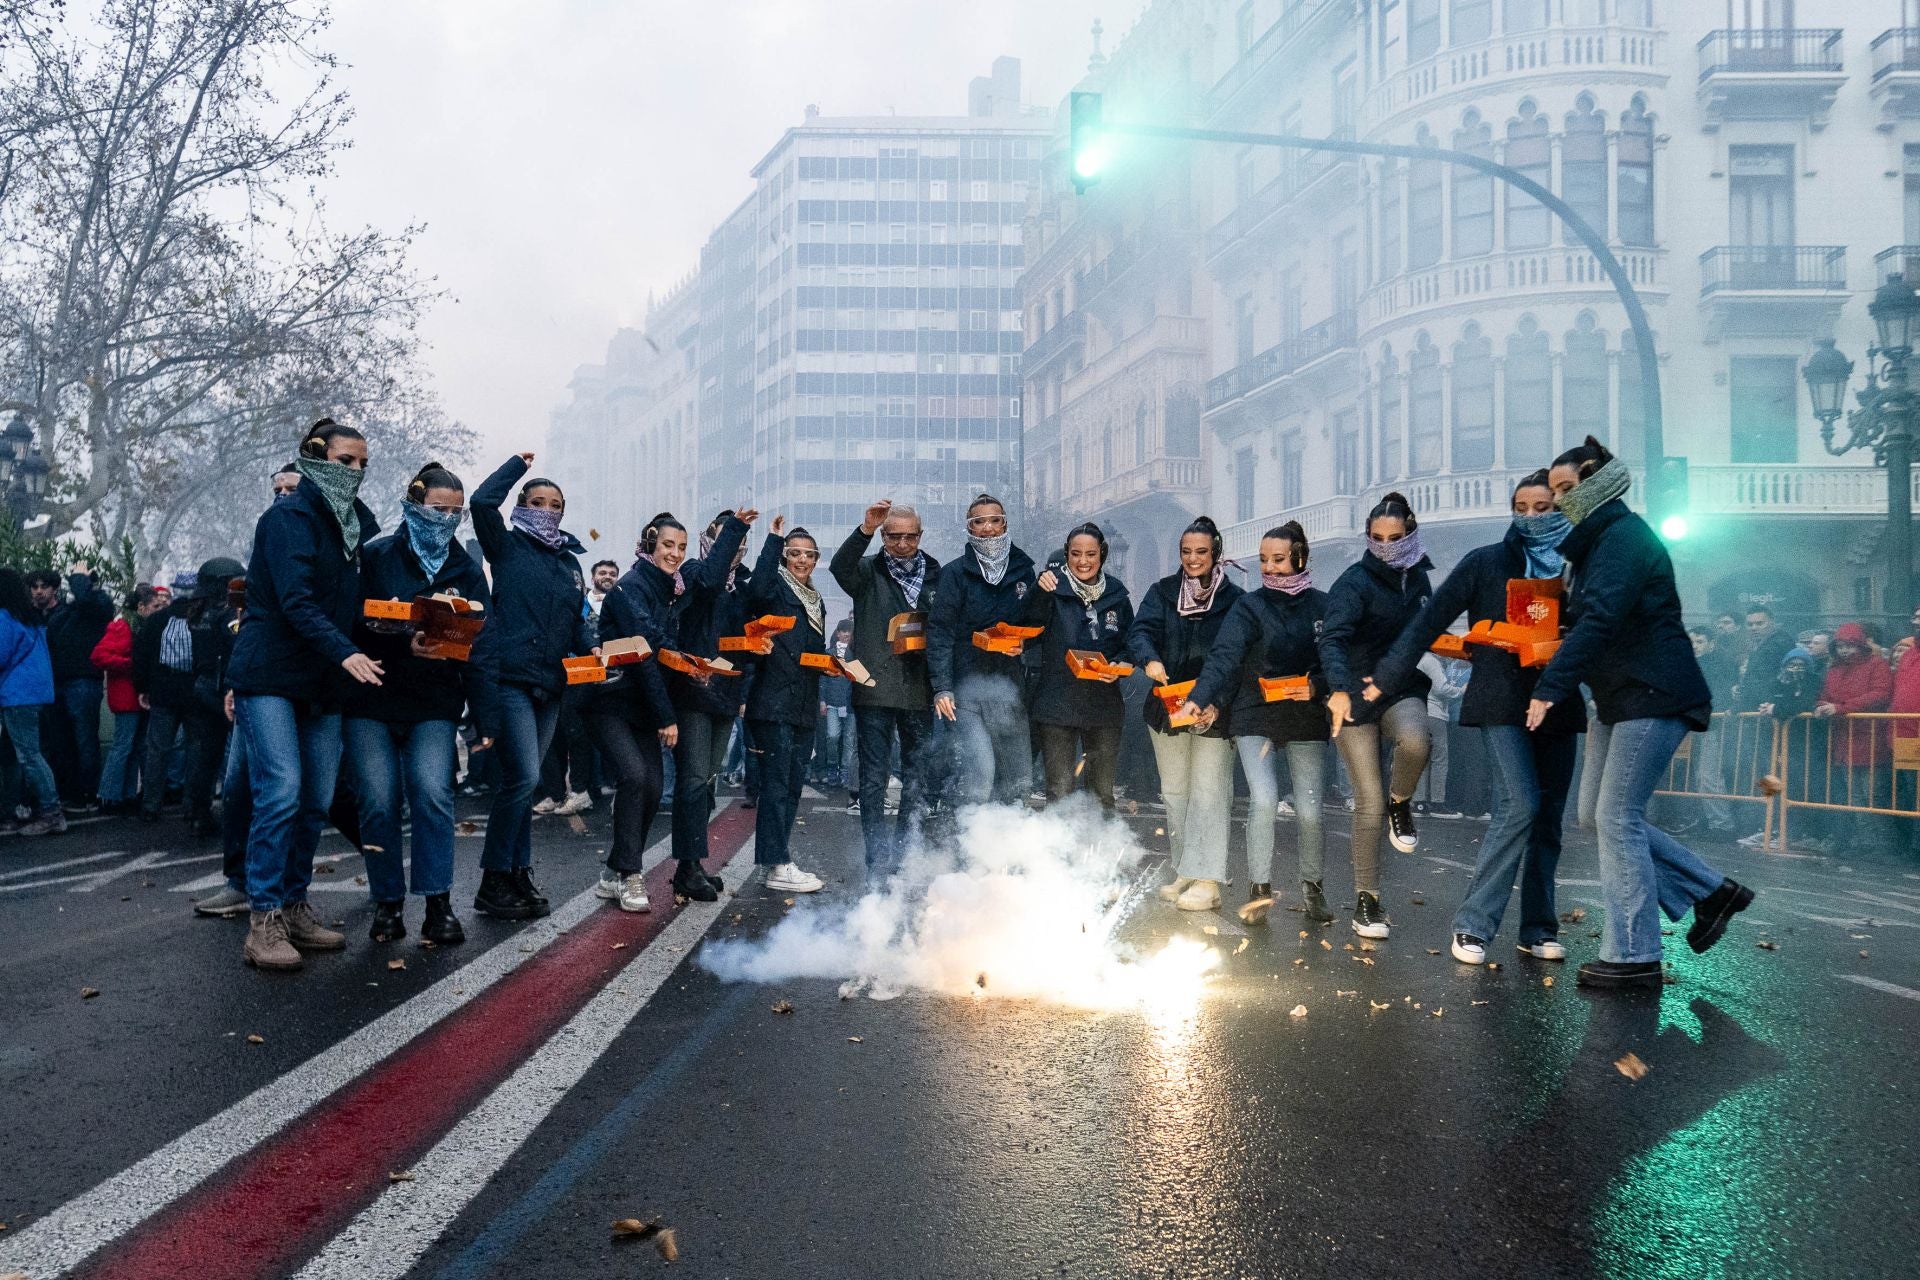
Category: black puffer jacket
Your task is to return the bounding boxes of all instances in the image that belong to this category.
[343,530,491,725]
[740,534,828,729]
[1372,527,1584,734]
[46,572,115,684]
[133,595,236,717]
[828,526,940,712]
[1126,573,1245,738]
[1024,570,1133,730]
[925,543,1038,698]
[585,564,678,731]
[1190,586,1331,743]
[1319,551,1434,726]
[467,455,593,698]
[1532,497,1711,729]
[661,515,752,719]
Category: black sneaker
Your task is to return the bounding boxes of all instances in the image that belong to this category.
[1449,932,1487,964]
[1352,891,1390,938]
[509,867,551,917]
[672,860,719,903]
[1686,879,1754,954]
[1386,797,1418,852]
[369,899,407,943]
[473,869,536,920]
[1576,960,1665,990]
[1426,806,1464,821]
[1300,881,1335,924]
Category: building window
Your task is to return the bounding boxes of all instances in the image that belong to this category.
[1408,0,1442,62]
[1134,401,1150,464]
[1236,447,1257,521]
[1408,131,1444,269]
[1281,432,1304,508]
[1333,410,1360,495]
[1379,349,1403,481]
[1379,163,1404,279]
[1409,335,1443,475]
[1564,0,1604,23]
[1730,357,1799,463]
[1235,293,1256,364]
[1452,325,1494,470]
[1103,428,1114,479]
[1236,0,1256,53]
[1450,0,1491,44]
[1166,391,1201,456]
[1506,319,1553,466]
[1730,145,1794,252]
[1904,145,1920,245]
[1236,148,1258,205]
[1451,111,1494,258]
[1506,103,1551,250]
[1563,96,1607,241]
[1503,0,1548,31]
[1563,316,1610,447]
[1618,0,1653,24]
[1618,99,1655,248]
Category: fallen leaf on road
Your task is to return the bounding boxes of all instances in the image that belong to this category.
[81,986,100,999]
[771,1000,794,1015]
[848,1036,863,1043]
[1756,940,1779,951]
[1289,1004,1307,1017]
[246,1034,264,1044]
[1234,938,1249,954]
[567,815,588,834]
[1615,1051,1650,1082]
[612,1217,663,1239]
[1370,1000,1390,1010]
[657,1227,680,1262]
[387,959,405,971]
[388,1170,414,1183]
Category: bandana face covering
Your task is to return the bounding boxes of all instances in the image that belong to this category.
[510,504,567,549]
[969,531,1012,586]
[1555,457,1632,525]
[1367,529,1426,572]
[292,457,365,559]
[402,500,461,578]
[1263,568,1314,595]
[1512,511,1572,578]
[698,529,745,592]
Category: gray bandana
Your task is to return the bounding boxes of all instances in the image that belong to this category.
[293,457,365,559]
[1557,458,1632,525]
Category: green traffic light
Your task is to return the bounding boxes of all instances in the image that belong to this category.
[1660,514,1689,541]
[1069,91,1105,193]
[1073,142,1107,181]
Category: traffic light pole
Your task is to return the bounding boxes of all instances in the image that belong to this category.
[1092,121,1664,472]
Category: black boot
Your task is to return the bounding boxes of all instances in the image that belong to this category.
[672,860,719,903]
[1301,880,1334,924]
[474,869,536,920]
[422,893,466,946]
[1686,879,1754,954]
[510,866,551,917]
[369,899,407,942]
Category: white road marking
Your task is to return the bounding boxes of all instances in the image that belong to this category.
[1781,909,1919,929]
[1837,974,1920,1002]
[0,849,133,880]
[290,843,754,1280]
[66,851,170,894]
[171,847,365,894]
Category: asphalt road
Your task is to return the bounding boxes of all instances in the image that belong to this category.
[1,790,1916,1279]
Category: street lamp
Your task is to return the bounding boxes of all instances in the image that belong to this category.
[1803,274,1920,617]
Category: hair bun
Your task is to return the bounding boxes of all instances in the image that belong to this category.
[1189,515,1219,533]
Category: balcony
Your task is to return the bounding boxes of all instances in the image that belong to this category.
[1697,245,1847,342]
[1206,311,1359,416]
[1875,245,1920,285]
[1696,28,1845,130]
[1690,464,1920,517]
[1075,216,1196,324]
[1363,245,1666,333]
[1871,29,1920,126]
[1221,495,1358,563]
[1209,0,1349,122]
[1022,311,1085,378]
[1364,22,1663,134]
[1205,145,1360,274]
[1072,456,1206,521]
[1065,314,1207,401]
[1026,412,1060,454]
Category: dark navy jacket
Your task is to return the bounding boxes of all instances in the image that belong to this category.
[1023,570,1133,730]
[586,564,678,731]
[740,534,827,729]
[1532,498,1711,729]
[925,543,1038,698]
[1126,573,1245,737]
[1372,527,1584,734]
[342,530,491,725]
[46,571,116,684]
[1319,551,1434,726]
[1191,586,1331,744]
[657,515,750,720]
[828,526,940,712]
[227,478,379,705]
[467,455,593,698]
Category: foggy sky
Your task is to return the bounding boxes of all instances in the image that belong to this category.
[317,0,1139,469]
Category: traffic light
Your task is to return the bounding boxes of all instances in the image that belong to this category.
[1650,455,1690,541]
[1069,92,1106,193]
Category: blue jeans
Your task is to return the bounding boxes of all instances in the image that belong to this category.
[481,683,560,872]
[854,704,934,874]
[1235,735,1326,885]
[1592,717,1727,963]
[2,704,59,814]
[1148,728,1236,882]
[345,717,457,900]
[99,709,145,804]
[235,694,342,912]
[953,675,1031,807]
[58,677,103,801]
[1454,726,1576,946]
[222,725,251,893]
[817,706,857,788]
[749,717,810,866]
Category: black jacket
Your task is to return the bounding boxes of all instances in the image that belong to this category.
[740,534,827,729]
[46,572,115,684]
[585,565,677,731]
[1190,587,1331,743]
[133,595,236,716]
[1319,551,1434,726]
[925,543,1038,698]
[1126,573,1245,737]
[1733,628,1795,712]
[829,526,940,712]
[342,530,491,725]
[227,478,379,704]
[1024,571,1133,730]
[1532,498,1712,728]
[467,455,593,698]
[657,515,751,719]
[1372,528,1583,734]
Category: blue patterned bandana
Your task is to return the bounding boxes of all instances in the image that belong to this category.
[403,500,461,578]
[510,505,567,549]
[1513,512,1572,578]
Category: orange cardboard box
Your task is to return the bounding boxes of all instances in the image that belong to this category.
[888,611,928,655]
[563,656,607,685]
[1258,675,1312,703]
[362,593,487,661]
[1066,649,1134,681]
[1429,632,1471,660]
[658,650,740,679]
[1151,679,1200,729]
[719,615,797,655]
[971,622,1044,656]
[600,636,653,667]
[799,652,876,686]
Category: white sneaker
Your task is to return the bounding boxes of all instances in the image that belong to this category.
[1276,799,1296,819]
[1736,831,1766,848]
[532,797,558,815]
[1518,939,1567,961]
[767,862,824,893]
[1450,932,1487,964]
[618,873,651,913]
[1157,876,1195,902]
[1175,879,1221,911]
[593,869,622,899]
[555,790,594,816]
[193,885,251,918]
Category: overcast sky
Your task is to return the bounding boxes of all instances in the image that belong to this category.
[318,0,1142,468]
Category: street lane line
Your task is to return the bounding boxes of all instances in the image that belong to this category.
[0,849,131,880]
[295,849,757,1280]
[63,807,753,1280]
[65,850,169,893]
[1837,974,1920,1002]
[0,827,677,1279]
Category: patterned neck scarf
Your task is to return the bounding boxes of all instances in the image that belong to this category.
[1176,565,1224,617]
[1512,512,1572,578]
[969,532,1012,586]
[292,458,365,559]
[1069,571,1106,607]
[1263,568,1313,595]
[883,549,927,607]
[1557,458,1632,525]
[781,567,825,634]
[402,500,461,578]
[510,505,567,550]
[1368,529,1427,572]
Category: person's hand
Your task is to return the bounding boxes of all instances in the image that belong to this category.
[1758,701,1776,716]
[1327,691,1353,738]
[222,689,233,722]
[862,499,892,535]
[1037,569,1059,592]
[772,514,786,536]
[1361,677,1382,703]
[410,633,439,659]
[1144,661,1168,685]
[518,451,535,465]
[819,701,828,717]
[1814,702,1838,718]
[476,737,494,751]
[934,692,957,722]
[1525,698,1551,731]
[737,506,760,526]
[68,559,89,576]
[138,693,151,710]
[1098,670,1121,684]
[342,652,384,685]
[659,724,679,748]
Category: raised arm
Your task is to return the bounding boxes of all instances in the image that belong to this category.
[829,524,873,596]
[683,513,749,596]
[469,454,531,563]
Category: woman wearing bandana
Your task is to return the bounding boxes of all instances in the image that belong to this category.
[925,493,1039,807]
[1526,438,1752,989]
[1182,521,1330,919]
[1129,517,1243,909]
[227,419,381,972]
[343,463,490,947]
[1026,523,1134,810]
[1318,492,1434,939]
[469,452,596,922]
[1372,471,1584,966]
[740,517,830,893]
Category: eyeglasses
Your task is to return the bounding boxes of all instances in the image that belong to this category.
[881,531,921,542]
[967,515,1007,531]
[785,549,820,561]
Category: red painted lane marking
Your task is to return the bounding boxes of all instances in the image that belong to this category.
[78,804,754,1280]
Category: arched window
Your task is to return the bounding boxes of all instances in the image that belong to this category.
[1450,0,1491,44]
[1379,347,1403,481]
[1165,389,1201,457]
[1563,96,1608,241]
[1618,97,1655,247]
[1408,127,1444,269]
[1563,314,1610,447]
[1506,101,1551,250]
[1452,322,1495,470]
[1134,400,1150,464]
[1503,0,1548,30]
[1452,110,1495,258]
[1506,317,1553,466]
[1379,161,1404,279]
[1410,333,1444,475]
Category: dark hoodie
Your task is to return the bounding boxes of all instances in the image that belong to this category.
[1190,585,1331,743]
[1318,548,1434,726]
[925,541,1038,698]
[467,454,593,698]
[1023,568,1133,730]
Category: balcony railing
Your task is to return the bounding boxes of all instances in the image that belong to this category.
[1210,0,1345,114]
[1692,464,1920,515]
[1072,457,1206,516]
[1022,311,1086,373]
[1697,28,1842,79]
[1067,314,1208,397]
[1698,245,1846,294]
[1873,29,1920,80]
[1364,22,1662,130]
[1205,145,1356,261]
[1875,245,1920,284]
[1206,311,1357,410]
[1364,246,1665,330]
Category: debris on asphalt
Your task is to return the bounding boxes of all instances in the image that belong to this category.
[1486,962,1501,971]
[80,986,100,999]
[658,1227,680,1262]
[1352,956,1375,966]
[387,959,405,971]
[362,844,385,854]
[388,1170,415,1183]
[1756,940,1780,951]
[1425,948,1441,955]
[246,1034,264,1044]
[1336,989,1356,997]
[1319,939,1332,951]
[611,942,628,951]
[1234,938,1250,955]
[1370,1000,1390,1011]
[1431,1008,1444,1018]
[1358,941,1377,952]
[1560,907,1588,923]
[770,1000,794,1014]
[848,1036,863,1043]
[316,864,336,874]
[1410,897,1425,905]
[567,815,588,835]
[1289,1004,1307,1017]
[353,874,367,885]
[455,820,481,835]
[1202,924,1219,936]
[1615,1052,1650,1082]
[613,1217,664,1239]
[1543,976,1554,987]
[1471,999,1489,1006]
[1861,950,1870,958]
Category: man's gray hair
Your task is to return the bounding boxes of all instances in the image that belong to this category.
[883,504,922,530]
